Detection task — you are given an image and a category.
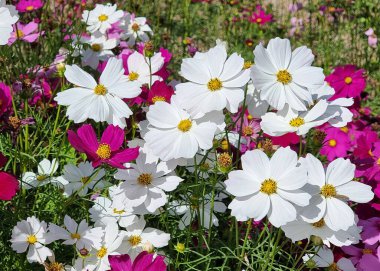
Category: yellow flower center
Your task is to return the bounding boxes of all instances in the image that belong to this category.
[97,246,107,258]
[137,173,153,185]
[128,72,139,81]
[94,84,107,95]
[177,119,192,132]
[377,158,380,165]
[289,117,305,127]
[340,126,348,133]
[344,76,352,84]
[247,114,253,120]
[328,263,339,271]
[312,219,325,228]
[91,43,102,52]
[368,149,373,157]
[256,18,262,23]
[27,235,37,244]
[362,248,373,254]
[260,178,277,195]
[175,242,185,253]
[243,61,252,69]
[16,30,24,38]
[242,126,254,136]
[152,96,166,103]
[217,153,232,168]
[207,78,223,91]
[96,143,111,159]
[328,139,337,147]
[320,184,337,198]
[132,23,140,32]
[45,262,64,271]
[36,175,48,182]
[26,6,34,11]
[71,233,81,239]
[81,176,91,184]
[276,70,292,84]
[98,14,108,22]
[113,208,125,215]
[128,235,142,246]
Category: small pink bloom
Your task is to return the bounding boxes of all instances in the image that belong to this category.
[249,6,273,25]
[16,0,43,12]
[8,22,42,45]
[109,251,166,271]
[365,28,378,48]
[0,82,12,117]
[325,65,366,100]
[320,128,350,161]
[147,81,174,105]
[68,124,139,169]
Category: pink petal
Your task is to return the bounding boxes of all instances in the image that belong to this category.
[109,254,132,271]
[77,124,99,153]
[0,172,19,201]
[101,125,124,151]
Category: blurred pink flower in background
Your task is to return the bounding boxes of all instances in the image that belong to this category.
[16,0,43,13]
[365,28,378,48]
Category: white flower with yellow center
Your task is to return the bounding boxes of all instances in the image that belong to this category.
[144,97,219,161]
[175,44,250,115]
[10,216,52,264]
[119,216,170,260]
[300,154,374,231]
[251,37,325,111]
[22,158,68,190]
[303,247,355,271]
[260,99,331,136]
[54,57,141,128]
[120,14,153,46]
[125,51,164,88]
[61,162,107,197]
[81,34,118,69]
[114,151,184,213]
[82,4,123,34]
[89,187,138,228]
[225,147,311,227]
[48,215,103,251]
[0,1,18,45]
[282,216,361,247]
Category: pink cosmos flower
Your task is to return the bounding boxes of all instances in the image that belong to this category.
[0,82,11,117]
[269,133,300,147]
[0,153,19,201]
[16,0,43,13]
[249,5,272,25]
[320,128,350,161]
[365,28,378,48]
[232,111,261,153]
[8,22,42,45]
[68,124,139,169]
[147,81,174,105]
[342,243,380,271]
[359,218,380,245]
[363,142,380,181]
[325,65,366,100]
[353,133,379,159]
[109,251,166,271]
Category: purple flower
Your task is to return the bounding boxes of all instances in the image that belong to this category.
[109,251,166,271]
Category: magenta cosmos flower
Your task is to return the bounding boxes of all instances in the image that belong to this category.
[109,251,166,271]
[342,243,380,271]
[68,124,139,169]
[16,0,43,13]
[325,65,366,100]
[0,152,19,201]
[8,22,42,45]
[249,5,273,25]
[359,217,380,245]
[0,82,12,117]
[320,128,350,161]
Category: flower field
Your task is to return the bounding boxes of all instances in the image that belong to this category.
[1,0,380,270]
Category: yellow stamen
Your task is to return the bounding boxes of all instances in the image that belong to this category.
[96,143,111,159]
[16,30,24,38]
[27,235,37,244]
[128,72,139,81]
[362,248,372,254]
[128,235,142,246]
[97,246,107,258]
[113,208,125,215]
[26,6,34,11]
[94,84,107,95]
[312,219,325,228]
[207,78,222,91]
[177,119,192,132]
[260,178,277,195]
[242,126,254,136]
[137,173,153,185]
[71,233,81,239]
[344,77,352,84]
[152,96,166,103]
[328,139,337,147]
[340,126,348,133]
[132,23,140,32]
[36,175,48,182]
[276,70,292,84]
[289,117,305,127]
[91,44,102,52]
[243,61,252,69]
[320,184,337,198]
[256,18,262,23]
[98,14,108,22]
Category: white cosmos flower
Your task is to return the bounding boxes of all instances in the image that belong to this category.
[300,154,374,231]
[10,216,52,264]
[260,99,331,136]
[251,37,325,111]
[61,162,107,197]
[119,216,170,260]
[0,1,18,45]
[281,216,361,247]
[144,98,219,161]
[125,51,164,88]
[54,57,141,128]
[48,215,103,250]
[225,147,310,227]
[175,44,250,114]
[81,34,118,69]
[22,158,67,189]
[89,187,138,228]
[114,151,184,213]
[169,192,227,230]
[82,4,123,34]
[303,247,355,271]
[120,14,153,46]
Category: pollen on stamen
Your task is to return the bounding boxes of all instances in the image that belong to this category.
[71,233,81,239]
[96,143,111,159]
[128,72,139,81]
[137,173,153,186]
[328,139,337,147]
[94,84,107,95]
[16,30,24,38]
[312,219,325,228]
[344,76,353,84]
[132,23,140,32]
[320,184,337,198]
[97,246,107,258]
[129,235,142,246]
[152,96,166,103]
[91,44,102,52]
[177,119,192,132]
[27,235,37,244]
[98,14,108,22]
[276,70,292,84]
[207,78,222,91]
[289,117,305,127]
[260,178,277,195]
